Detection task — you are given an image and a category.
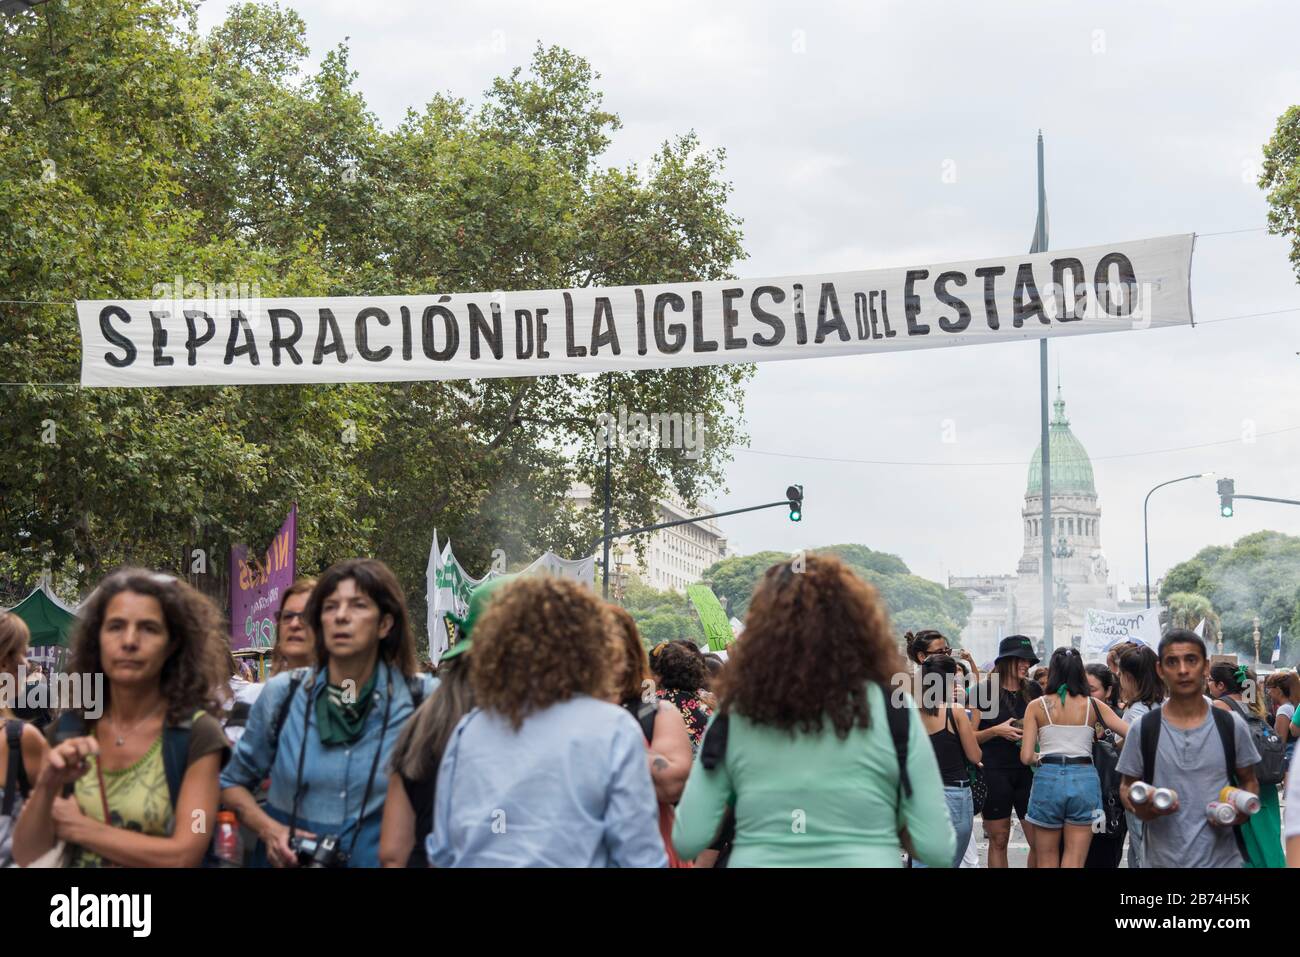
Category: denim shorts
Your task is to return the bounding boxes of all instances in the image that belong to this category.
[1024,762,1101,829]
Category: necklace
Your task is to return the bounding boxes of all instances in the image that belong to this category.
[107,702,163,747]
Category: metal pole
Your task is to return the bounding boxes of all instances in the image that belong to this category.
[1143,496,1151,609]
[1143,474,1207,608]
[602,375,612,599]
[1036,131,1053,656]
[590,499,795,556]
[1230,493,1300,508]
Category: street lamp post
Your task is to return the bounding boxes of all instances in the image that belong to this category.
[1144,473,1213,608]
[1254,616,1262,668]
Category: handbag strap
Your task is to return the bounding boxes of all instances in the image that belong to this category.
[93,756,112,825]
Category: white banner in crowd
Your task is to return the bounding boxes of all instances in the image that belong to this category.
[425,530,595,661]
[1081,607,1163,658]
[78,235,1194,387]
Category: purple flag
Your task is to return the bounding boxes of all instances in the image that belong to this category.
[229,504,297,650]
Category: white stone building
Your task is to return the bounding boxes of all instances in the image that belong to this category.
[949,386,1146,665]
[569,484,728,594]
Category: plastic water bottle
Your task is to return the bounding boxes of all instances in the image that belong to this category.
[215,810,242,867]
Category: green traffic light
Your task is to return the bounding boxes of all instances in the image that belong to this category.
[1221,504,1233,518]
[790,509,801,522]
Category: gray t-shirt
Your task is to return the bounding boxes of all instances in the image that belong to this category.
[1122,700,1151,724]
[1116,706,1260,869]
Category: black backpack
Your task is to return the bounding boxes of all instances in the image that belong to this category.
[2,719,32,818]
[1139,705,1250,863]
[1220,696,1287,787]
[625,699,658,745]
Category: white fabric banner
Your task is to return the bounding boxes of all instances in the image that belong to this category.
[78,234,1194,387]
[517,550,596,588]
[1082,607,1163,657]
[425,532,488,662]
[426,531,595,660]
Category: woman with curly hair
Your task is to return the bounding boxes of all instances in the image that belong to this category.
[671,554,956,867]
[427,576,666,867]
[14,569,231,868]
[606,605,694,866]
[650,640,712,751]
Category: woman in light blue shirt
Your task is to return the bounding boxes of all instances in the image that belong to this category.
[427,576,666,868]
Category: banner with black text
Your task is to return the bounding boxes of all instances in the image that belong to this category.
[77,234,1195,387]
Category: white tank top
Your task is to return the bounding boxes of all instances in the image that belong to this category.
[1037,695,1095,759]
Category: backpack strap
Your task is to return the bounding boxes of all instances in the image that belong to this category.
[406,675,427,712]
[1140,706,1162,786]
[269,669,310,759]
[162,713,196,812]
[2,719,29,816]
[1211,706,1239,783]
[883,683,912,800]
[225,700,252,730]
[1210,706,1251,863]
[636,701,657,744]
[1221,696,1248,722]
[699,711,729,770]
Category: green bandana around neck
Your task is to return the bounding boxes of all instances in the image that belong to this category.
[316,665,380,746]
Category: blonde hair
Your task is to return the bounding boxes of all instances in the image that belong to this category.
[0,611,31,673]
[0,612,31,718]
[271,577,317,676]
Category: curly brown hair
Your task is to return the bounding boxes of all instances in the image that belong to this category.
[716,554,905,738]
[650,640,707,694]
[470,576,610,730]
[70,568,231,724]
[1266,670,1297,698]
[605,604,650,706]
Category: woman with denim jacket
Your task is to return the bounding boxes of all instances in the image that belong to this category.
[221,559,435,868]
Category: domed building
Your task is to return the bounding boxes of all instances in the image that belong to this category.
[950,384,1135,665]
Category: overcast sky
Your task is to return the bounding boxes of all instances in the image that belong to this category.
[198,0,1300,591]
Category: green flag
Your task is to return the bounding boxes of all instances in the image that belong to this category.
[686,584,734,652]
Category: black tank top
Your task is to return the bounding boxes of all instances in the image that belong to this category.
[928,707,966,784]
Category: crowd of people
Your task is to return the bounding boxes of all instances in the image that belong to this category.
[0,550,1298,868]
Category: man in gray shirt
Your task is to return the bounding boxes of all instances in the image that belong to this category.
[1117,630,1260,868]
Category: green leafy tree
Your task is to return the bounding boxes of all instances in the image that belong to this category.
[1158,558,1210,601]
[618,577,705,648]
[1261,104,1300,282]
[1164,592,1220,647]
[0,4,751,637]
[1160,531,1300,661]
[702,545,971,640]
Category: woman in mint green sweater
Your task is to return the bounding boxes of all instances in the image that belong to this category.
[672,554,957,867]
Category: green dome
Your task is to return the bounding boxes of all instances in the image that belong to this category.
[1027,387,1095,497]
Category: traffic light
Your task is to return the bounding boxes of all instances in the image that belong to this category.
[786,484,803,522]
[1217,478,1234,518]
